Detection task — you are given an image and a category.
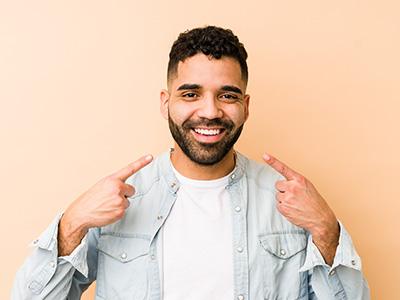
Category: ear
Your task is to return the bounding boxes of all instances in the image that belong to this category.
[160,89,170,120]
[244,94,250,122]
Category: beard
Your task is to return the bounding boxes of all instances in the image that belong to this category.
[168,112,243,166]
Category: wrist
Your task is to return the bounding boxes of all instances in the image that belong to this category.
[59,211,89,239]
[57,212,89,256]
[311,221,340,248]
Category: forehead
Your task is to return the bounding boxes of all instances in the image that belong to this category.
[170,54,245,91]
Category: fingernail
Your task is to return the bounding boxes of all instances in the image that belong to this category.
[263,154,270,161]
[145,155,153,161]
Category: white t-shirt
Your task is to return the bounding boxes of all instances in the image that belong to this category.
[162,166,234,300]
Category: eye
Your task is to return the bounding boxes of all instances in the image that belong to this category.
[221,94,239,101]
[222,94,236,99]
[183,92,197,98]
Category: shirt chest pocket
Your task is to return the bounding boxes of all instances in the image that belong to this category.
[96,234,151,300]
[258,231,308,300]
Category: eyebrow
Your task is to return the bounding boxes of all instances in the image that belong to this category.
[177,83,202,91]
[220,85,243,95]
[177,83,243,95]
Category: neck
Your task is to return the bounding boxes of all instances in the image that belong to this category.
[171,145,236,180]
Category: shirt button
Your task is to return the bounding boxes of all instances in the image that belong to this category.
[121,253,127,259]
[280,249,286,256]
[238,295,244,300]
[329,270,336,275]
[235,206,241,212]
[33,239,39,244]
[237,246,243,253]
[50,261,55,268]
[351,260,356,266]
[231,173,236,180]
[151,254,156,260]
[157,215,163,220]
[171,183,176,188]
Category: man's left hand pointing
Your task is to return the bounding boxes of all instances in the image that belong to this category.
[262,153,340,266]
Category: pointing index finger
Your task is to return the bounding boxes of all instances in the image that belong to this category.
[115,154,153,182]
[262,154,298,180]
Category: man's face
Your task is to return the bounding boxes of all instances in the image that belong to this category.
[161,53,250,165]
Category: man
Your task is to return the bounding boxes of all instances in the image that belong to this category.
[12,26,369,299]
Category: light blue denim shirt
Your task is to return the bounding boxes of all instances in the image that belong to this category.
[12,150,370,300]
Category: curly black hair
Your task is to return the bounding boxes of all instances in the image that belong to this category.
[167,25,248,85]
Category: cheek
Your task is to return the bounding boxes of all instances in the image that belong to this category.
[169,103,196,122]
[225,106,247,124]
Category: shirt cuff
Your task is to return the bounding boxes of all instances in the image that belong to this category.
[299,220,362,273]
[28,212,90,277]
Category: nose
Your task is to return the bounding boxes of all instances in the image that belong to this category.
[196,94,223,120]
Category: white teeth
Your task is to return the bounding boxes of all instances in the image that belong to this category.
[194,128,221,136]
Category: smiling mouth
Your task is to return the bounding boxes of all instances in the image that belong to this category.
[193,128,223,136]
[191,127,226,142]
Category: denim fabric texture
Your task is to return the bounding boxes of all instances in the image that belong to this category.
[12,150,370,300]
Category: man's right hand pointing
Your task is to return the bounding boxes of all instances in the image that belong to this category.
[58,154,153,256]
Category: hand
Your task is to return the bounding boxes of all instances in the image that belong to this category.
[262,153,339,265]
[58,154,153,256]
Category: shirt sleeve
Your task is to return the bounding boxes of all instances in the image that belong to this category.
[11,213,99,300]
[299,220,370,299]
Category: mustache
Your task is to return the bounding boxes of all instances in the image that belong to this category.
[182,118,235,130]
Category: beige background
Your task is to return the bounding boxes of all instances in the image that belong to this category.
[2,1,399,299]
